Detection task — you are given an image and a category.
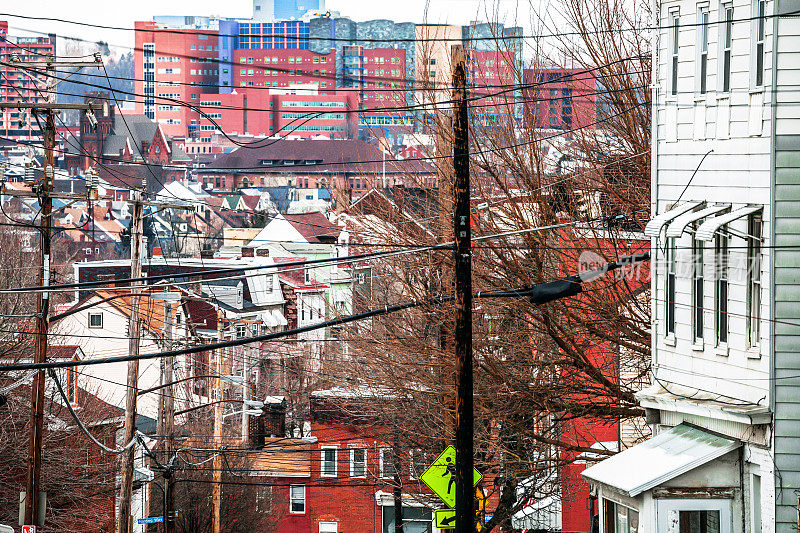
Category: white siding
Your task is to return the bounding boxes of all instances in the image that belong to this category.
[653,0,773,404]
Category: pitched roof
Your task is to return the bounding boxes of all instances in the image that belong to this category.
[47,345,84,360]
[274,257,328,291]
[240,194,260,211]
[112,113,158,154]
[62,290,173,335]
[199,139,436,175]
[283,211,341,243]
[98,163,164,191]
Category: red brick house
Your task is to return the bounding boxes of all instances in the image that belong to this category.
[63,92,191,185]
[253,388,447,533]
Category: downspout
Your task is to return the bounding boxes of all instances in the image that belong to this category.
[650,0,661,389]
[740,446,747,533]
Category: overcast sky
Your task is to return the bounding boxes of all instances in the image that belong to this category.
[4,1,539,55]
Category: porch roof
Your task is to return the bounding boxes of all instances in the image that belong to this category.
[581,424,740,497]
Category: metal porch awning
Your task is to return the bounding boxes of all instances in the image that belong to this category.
[643,201,703,237]
[262,311,279,328]
[665,204,730,238]
[696,205,763,241]
[272,309,288,327]
[581,424,740,497]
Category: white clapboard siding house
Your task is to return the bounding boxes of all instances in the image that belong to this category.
[582,0,800,531]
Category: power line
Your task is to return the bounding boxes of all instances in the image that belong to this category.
[0,9,790,43]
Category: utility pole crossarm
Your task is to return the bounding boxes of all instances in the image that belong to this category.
[0,102,104,111]
[5,60,103,69]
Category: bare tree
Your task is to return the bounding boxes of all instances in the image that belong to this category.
[324,1,653,528]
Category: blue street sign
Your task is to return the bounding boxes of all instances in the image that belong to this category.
[137,511,178,525]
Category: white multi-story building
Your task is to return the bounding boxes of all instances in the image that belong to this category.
[582,0,799,531]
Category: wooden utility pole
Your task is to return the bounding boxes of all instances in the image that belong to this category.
[153,293,177,533]
[212,310,225,533]
[119,184,145,533]
[23,102,54,531]
[450,45,474,533]
[5,55,104,530]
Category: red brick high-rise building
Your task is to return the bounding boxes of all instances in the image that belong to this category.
[133,20,220,138]
[0,21,55,140]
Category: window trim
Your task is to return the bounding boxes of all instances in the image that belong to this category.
[696,5,710,95]
[669,10,681,97]
[714,227,730,350]
[408,449,427,481]
[751,0,766,88]
[88,312,103,329]
[655,498,732,533]
[320,446,338,477]
[289,484,306,514]
[746,214,762,351]
[350,447,367,478]
[379,448,396,479]
[602,498,640,533]
[665,237,677,339]
[719,2,734,93]
[692,228,705,346]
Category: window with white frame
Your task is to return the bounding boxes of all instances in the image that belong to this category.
[381,506,432,533]
[715,228,730,346]
[666,238,677,336]
[289,484,306,513]
[750,473,762,533]
[88,312,103,328]
[409,449,427,480]
[350,448,366,477]
[670,11,680,96]
[320,447,337,477]
[720,2,734,92]
[747,214,762,348]
[656,498,732,533]
[66,367,78,406]
[697,6,710,94]
[380,448,396,479]
[692,228,705,343]
[752,0,766,87]
[603,499,639,533]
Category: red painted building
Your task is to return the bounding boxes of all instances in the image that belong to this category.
[258,389,495,533]
[187,87,357,140]
[467,49,518,124]
[232,48,336,93]
[522,68,598,132]
[134,20,220,138]
[0,21,55,140]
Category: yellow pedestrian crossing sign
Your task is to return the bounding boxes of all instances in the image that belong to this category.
[419,445,483,509]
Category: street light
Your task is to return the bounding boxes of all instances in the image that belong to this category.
[223,409,262,420]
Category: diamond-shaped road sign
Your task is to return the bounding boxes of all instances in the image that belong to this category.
[419,445,483,509]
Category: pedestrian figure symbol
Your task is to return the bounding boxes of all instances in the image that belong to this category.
[442,456,456,495]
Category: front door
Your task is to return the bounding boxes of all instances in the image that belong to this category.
[656,498,733,533]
